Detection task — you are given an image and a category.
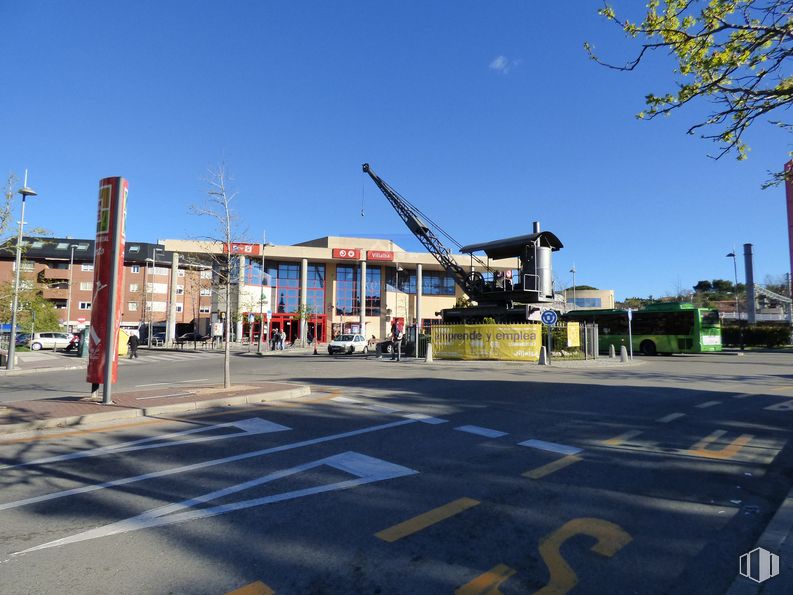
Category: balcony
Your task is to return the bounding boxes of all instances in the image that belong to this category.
[43,287,69,300]
[43,268,70,281]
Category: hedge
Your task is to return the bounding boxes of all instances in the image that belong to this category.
[721,322,792,348]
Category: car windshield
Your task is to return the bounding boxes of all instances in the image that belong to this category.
[337,335,355,341]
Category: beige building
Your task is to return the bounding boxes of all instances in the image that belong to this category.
[564,288,616,311]
[163,235,517,343]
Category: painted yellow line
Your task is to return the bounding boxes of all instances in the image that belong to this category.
[455,564,516,595]
[601,430,643,447]
[225,581,274,595]
[535,518,632,595]
[687,430,754,460]
[523,455,582,480]
[375,497,480,542]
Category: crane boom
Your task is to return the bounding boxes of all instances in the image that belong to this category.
[362,163,477,295]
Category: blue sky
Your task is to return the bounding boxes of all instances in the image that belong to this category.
[1,1,790,300]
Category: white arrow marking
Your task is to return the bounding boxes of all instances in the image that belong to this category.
[13,451,417,554]
[0,418,290,470]
[0,419,415,512]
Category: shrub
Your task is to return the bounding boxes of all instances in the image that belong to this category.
[721,322,792,348]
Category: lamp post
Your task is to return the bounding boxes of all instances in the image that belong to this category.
[145,257,153,347]
[6,174,37,371]
[569,264,577,310]
[65,243,78,332]
[726,249,744,350]
[257,235,273,354]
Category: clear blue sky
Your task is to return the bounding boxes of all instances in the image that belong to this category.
[2,1,790,300]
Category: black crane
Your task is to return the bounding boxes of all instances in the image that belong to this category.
[362,163,563,322]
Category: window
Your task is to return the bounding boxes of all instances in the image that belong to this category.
[128,302,138,311]
[199,306,211,314]
[81,264,94,272]
[335,265,359,315]
[131,265,140,274]
[152,266,168,276]
[365,266,381,316]
[31,241,44,249]
[422,271,456,296]
[76,243,90,251]
[200,269,213,279]
[128,245,140,254]
[200,288,212,296]
[56,242,69,250]
[79,302,91,310]
[176,304,184,313]
[15,261,34,272]
[307,264,325,314]
[146,282,168,294]
[176,285,184,295]
[129,283,139,293]
[266,262,300,313]
[18,280,33,290]
[79,281,92,291]
[568,297,602,308]
[177,269,185,277]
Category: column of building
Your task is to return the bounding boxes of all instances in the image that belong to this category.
[235,254,245,342]
[360,259,367,337]
[416,263,423,332]
[167,252,178,343]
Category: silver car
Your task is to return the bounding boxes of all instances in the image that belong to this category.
[30,332,73,351]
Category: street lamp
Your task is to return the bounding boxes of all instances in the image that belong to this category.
[257,235,274,354]
[145,256,154,347]
[726,249,744,350]
[65,243,78,332]
[569,264,577,310]
[6,174,37,371]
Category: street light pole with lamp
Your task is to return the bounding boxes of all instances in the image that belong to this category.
[6,172,37,371]
[726,249,744,350]
[65,243,78,332]
[569,264,577,310]
[257,235,274,355]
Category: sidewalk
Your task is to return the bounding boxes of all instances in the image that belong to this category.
[0,381,311,435]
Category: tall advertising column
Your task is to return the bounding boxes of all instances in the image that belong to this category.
[86,177,128,404]
[785,160,793,295]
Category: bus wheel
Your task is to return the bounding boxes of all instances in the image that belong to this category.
[640,340,657,356]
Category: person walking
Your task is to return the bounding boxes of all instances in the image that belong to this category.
[391,322,402,361]
[280,329,287,350]
[128,333,139,359]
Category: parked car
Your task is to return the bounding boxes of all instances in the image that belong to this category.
[30,332,73,351]
[328,333,369,355]
[176,332,209,343]
[376,336,407,355]
[152,332,166,344]
[14,333,31,347]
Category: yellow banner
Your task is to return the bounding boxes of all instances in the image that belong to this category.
[566,322,580,347]
[431,324,542,361]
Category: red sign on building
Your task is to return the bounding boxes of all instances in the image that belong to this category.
[332,248,360,259]
[366,250,394,261]
[223,243,261,256]
[86,177,128,385]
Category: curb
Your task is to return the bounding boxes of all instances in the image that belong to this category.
[726,486,793,594]
[0,384,311,435]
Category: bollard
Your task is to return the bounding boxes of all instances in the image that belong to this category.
[620,345,629,362]
[609,344,616,359]
[539,346,549,366]
[425,343,433,363]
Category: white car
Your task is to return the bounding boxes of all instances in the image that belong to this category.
[30,332,74,351]
[328,333,369,355]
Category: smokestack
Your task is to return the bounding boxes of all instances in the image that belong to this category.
[533,221,541,234]
[744,243,756,324]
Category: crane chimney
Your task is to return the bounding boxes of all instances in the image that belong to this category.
[533,221,541,234]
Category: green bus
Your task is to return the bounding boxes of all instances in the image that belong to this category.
[565,302,722,355]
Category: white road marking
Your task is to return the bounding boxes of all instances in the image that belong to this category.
[13,451,417,554]
[135,382,170,387]
[331,396,361,404]
[401,413,448,424]
[0,419,416,512]
[364,404,403,413]
[518,439,583,456]
[454,425,508,438]
[0,418,291,470]
[696,401,722,408]
[764,400,793,412]
[657,412,686,423]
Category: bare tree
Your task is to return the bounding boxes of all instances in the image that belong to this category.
[190,163,242,389]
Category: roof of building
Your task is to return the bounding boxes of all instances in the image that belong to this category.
[0,236,175,264]
[460,231,564,259]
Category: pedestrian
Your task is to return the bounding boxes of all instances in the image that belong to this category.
[279,329,286,350]
[307,329,314,345]
[128,333,139,359]
[391,323,402,361]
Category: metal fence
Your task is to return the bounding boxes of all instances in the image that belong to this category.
[540,322,599,360]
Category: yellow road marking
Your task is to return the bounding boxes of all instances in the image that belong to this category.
[375,497,480,542]
[523,455,582,480]
[687,430,753,460]
[225,580,274,595]
[535,518,632,595]
[601,430,643,447]
[455,564,516,595]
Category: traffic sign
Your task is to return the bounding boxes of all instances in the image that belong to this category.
[248,313,255,323]
[541,310,558,325]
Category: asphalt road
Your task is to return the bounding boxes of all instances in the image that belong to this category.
[1,350,792,594]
